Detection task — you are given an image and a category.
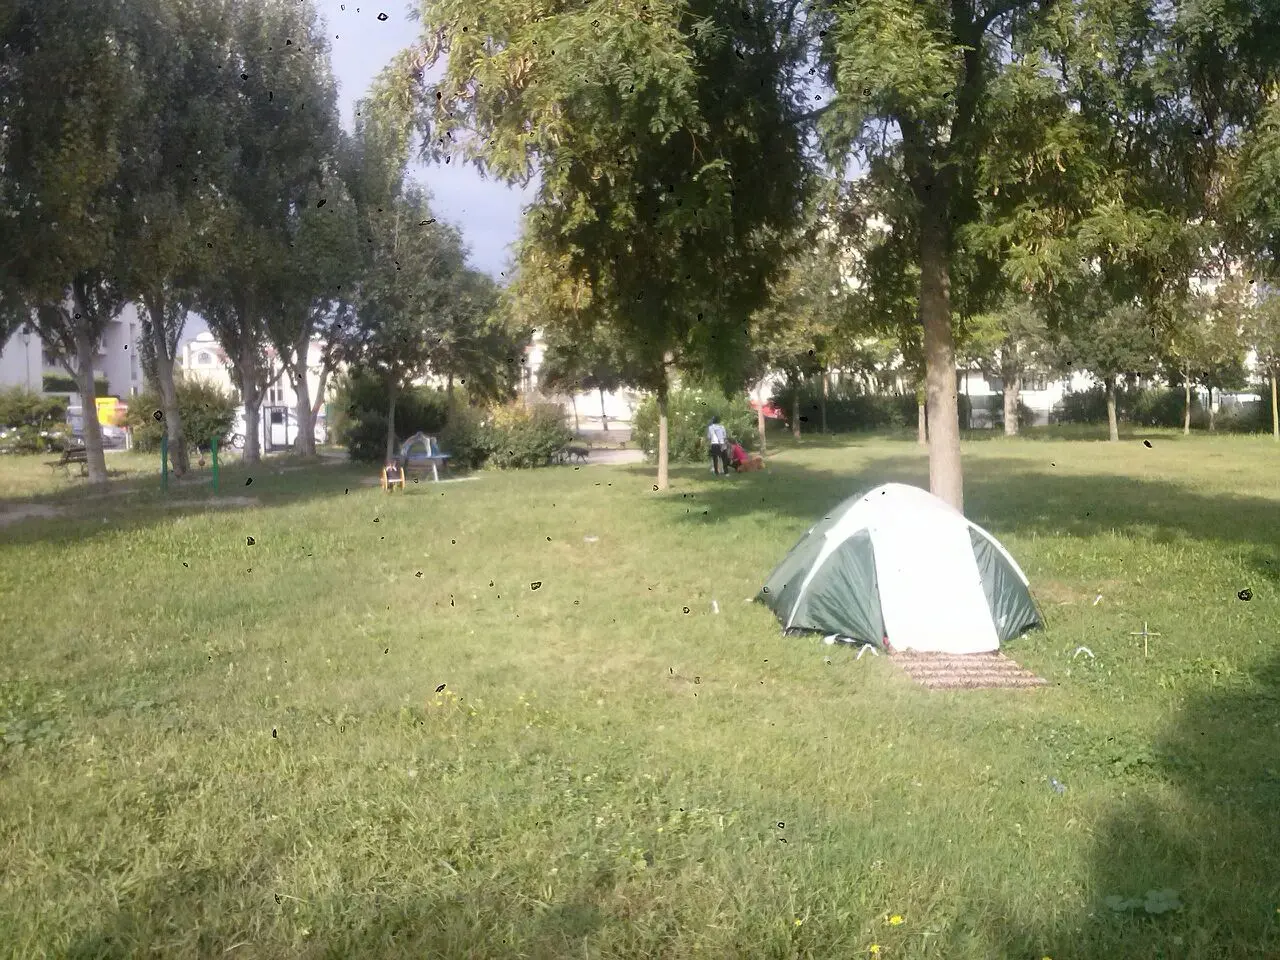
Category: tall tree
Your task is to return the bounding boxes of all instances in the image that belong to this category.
[818,0,1239,508]
[1166,283,1249,433]
[378,0,813,490]
[958,295,1048,436]
[113,0,233,475]
[1052,286,1162,442]
[0,0,140,484]
[198,0,340,465]
[1246,281,1280,441]
[348,189,468,462]
[266,163,360,457]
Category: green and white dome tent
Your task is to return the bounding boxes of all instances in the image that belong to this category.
[758,483,1043,654]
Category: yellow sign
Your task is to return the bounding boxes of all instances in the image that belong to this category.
[96,397,126,427]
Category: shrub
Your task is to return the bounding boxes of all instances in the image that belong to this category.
[484,402,573,469]
[41,372,109,397]
[0,392,73,454]
[0,388,67,430]
[633,388,757,462]
[345,412,392,463]
[440,403,489,470]
[1056,385,1211,428]
[769,380,913,433]
[1217,399,1270,433]
[333,370,451,460]
[125,377,238,453]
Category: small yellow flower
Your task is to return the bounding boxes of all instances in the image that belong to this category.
[794,918,803,927]
[869,946,880,956]
[888,915,904,926]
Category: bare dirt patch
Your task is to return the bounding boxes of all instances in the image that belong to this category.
[164,497,260,509]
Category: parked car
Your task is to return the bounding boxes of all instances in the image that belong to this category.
[229,407,327,450]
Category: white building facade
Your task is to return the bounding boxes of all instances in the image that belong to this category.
[0,302,145,400]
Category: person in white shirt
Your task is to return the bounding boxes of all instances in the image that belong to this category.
[707,416,729,475]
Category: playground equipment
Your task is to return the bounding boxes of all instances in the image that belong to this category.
[399,432,451,482]
[381,461,406,492]
[160,433,220,494]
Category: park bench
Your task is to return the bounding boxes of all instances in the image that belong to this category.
[45,446,88,477]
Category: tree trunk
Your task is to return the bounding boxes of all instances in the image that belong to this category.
[385,380,399,463]
[1003,372,1021,437]
[1272,370,1278,442]
[1208,386,1216,432]
[310,362,332,423]
[918,209,964,512]
[294,367,314,457]
[239,353,263,465]
[1105,376,1119,442]
[820,370,829,434]
[917,399,928,446]
[599,387,610,433]
[70,327,108,486]
[656,375,670,491]
[286,335,314,458]
[791,384,801,440]
[446,372,454,398]
[144,291,188,475]
[1183,378,1192,435]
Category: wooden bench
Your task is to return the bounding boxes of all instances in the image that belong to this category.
[45,446,88,476]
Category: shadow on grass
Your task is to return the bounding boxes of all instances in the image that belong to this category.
[0,454,472,550]
[991,649,1280,959]
[635,450,1280,586]
[64,873,614,960]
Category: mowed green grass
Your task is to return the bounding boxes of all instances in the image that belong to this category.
[2,429,1279,959]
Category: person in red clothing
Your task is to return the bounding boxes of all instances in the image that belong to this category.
[729,440,764,472]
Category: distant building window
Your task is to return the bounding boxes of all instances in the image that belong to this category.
[131,352,139,379]
[43,347,59,367]
[1024,376,1049,392]
[197,351,212,365]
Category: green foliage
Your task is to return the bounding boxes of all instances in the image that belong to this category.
[1057,386,1214,430]
[0,388,68,430]
[483,403,573,470]
[41,373,109,397]
[439,403,490,471]
[390,0,811,444]
[632,388,756,463]
[0,388,71,454]
[1052,298,1163,386]
[333,370,450,462]
[769,380,914,433]
[124,377,237,453]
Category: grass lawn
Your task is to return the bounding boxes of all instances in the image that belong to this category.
[2,428,1279,959]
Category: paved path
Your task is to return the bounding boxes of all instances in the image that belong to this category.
[583,448,644,466]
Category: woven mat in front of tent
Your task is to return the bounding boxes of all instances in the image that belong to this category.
[891,652,1049,690]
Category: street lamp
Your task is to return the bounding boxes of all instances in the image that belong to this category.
[20,326,32,391]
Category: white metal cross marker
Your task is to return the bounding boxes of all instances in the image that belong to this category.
[1130,621,1162,657]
